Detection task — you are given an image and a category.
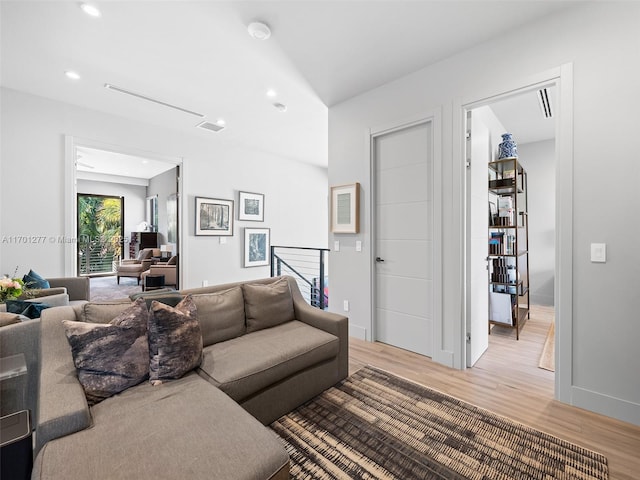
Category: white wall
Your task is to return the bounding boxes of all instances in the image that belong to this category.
[0,88,328,287]
[518,140,555,306]
[328,2,640,425]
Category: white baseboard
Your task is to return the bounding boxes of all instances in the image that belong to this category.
[349,323,367,341]
[572,386,640,426]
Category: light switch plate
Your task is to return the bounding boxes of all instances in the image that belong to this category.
[334,241,340,252]
[220,237,227,244]
[356,241,362,252]
[591,243,606,263]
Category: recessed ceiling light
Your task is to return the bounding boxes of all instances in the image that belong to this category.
[80,3,101,17]
[266,89,277,98]
[216,118,226,126]
[65,70,81,80]
[248,22,271,40]
[273,102,287,112]
[142,160,149,164]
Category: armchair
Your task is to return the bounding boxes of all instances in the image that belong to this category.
[116,248,155,284]
[140,255,178,290]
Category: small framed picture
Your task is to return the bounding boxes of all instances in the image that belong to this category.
[244,228,270,267]
[330,183,360,233]
[195,197,234,236]
[238,191,264,222]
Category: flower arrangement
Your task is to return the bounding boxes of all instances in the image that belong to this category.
[0,269,24,302]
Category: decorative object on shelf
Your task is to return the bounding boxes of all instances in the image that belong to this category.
[238,191,265,222]
[497,133,518,159]
[330,183,360,234]
[244,228,270,267]
[195,197,234,236]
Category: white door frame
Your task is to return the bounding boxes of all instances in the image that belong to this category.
[367,109,444,361]
[454,64,573,403]
[64,136,184,286]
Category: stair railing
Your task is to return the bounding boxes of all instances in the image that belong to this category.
[270,246,329,309]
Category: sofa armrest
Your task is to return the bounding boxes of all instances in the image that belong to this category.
[287,277,349,381]
[35,305,91,454]
[47,277,90,302]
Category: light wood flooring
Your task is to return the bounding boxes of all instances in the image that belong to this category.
[348,305,640,480]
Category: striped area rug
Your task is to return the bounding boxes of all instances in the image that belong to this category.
[271,366,608,480]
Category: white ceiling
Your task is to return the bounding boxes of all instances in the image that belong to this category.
[1,1,572,169]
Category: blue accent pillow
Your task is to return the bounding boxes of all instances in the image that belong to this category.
[22,269,50,289]
[5,300,51,319]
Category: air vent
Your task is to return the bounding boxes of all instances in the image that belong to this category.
[537,88,553,118]
[196,121,225,132]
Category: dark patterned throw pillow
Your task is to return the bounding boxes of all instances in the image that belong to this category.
[148,295,202,385]
[63,298,150,405]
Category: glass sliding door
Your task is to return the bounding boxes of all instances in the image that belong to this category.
[77,194,124,276]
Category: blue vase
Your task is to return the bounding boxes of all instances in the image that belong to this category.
[498,133,518,159]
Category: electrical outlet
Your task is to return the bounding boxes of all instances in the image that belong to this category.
[343,300,349,312]
[220,237,227,244]
[202,280,209,287]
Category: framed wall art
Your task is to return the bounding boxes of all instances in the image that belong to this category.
[195,197,234,236]
[330,182,360,233]
[244,227,270,267]
[238,191,264,222]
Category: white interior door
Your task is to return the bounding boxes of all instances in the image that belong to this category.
[374,121,433,357]
[466,110,490,366]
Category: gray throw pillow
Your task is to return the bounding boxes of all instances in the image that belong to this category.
[81,300,133,324]
[191,286,246,347]
[63,298,150,405]
[243,277,295,333]
[148,295,202,385]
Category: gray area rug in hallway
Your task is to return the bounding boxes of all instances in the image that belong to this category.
[90,276,143,301]
[271,366,608,480]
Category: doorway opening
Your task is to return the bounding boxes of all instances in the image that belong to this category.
[64,137,183,293]
[463,78,564,398]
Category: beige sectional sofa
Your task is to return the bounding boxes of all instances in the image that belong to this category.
[32,276,348,479]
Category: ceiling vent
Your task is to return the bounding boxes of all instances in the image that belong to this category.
[196,121,225,133]
[537,88,553,118]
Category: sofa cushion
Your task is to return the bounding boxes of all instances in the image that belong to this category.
[198,320,339,402]
[243,277,295,333]
[5,299,51,319]
[62,298,149,405]
[148,295,202,384]
[192,286,246,347]
[22,269,50,289]
[129,289,183,309]
[32,373,289,480]
[80,300,132,324]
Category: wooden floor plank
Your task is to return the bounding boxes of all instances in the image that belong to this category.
[348,305,640,480]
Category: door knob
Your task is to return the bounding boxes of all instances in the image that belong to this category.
[375,257,385,263]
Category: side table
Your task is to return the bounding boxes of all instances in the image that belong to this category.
[1,410,33,480]
[0,353,28,417]
[1,355,33,479]
[144,274,165,292]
